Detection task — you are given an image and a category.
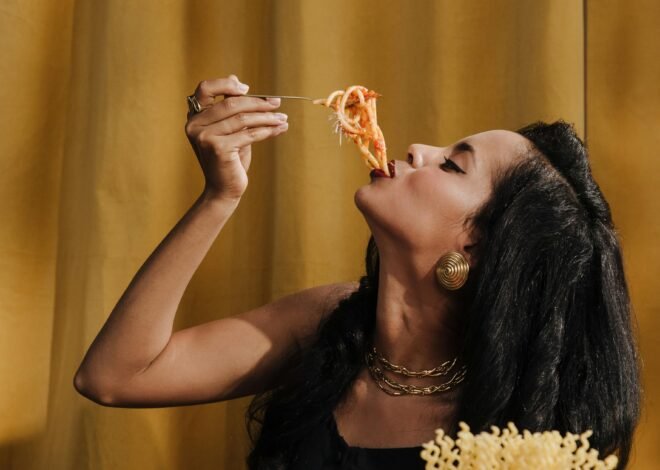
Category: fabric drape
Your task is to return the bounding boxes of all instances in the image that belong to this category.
[0,0,657,468]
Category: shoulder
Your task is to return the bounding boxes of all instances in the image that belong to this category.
[293,281,360,350]
[313,281,361,311]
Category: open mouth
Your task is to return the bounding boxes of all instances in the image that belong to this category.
[370,160,396,179]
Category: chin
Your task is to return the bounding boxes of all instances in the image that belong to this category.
[354,185,369,212]
[354,184,380,224]
[354,185,410,247]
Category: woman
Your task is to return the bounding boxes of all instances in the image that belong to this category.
[74,75,642,470]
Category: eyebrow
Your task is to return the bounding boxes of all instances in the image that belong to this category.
[450,140,477,170]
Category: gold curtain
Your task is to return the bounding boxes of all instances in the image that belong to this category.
[1,0,657,468]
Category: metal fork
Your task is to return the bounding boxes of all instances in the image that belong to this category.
[243,94,314,101]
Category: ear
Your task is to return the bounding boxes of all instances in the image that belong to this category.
[456,228,479,267]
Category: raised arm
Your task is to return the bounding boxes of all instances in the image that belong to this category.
[73,74,296,404]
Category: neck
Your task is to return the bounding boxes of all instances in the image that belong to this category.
[371,246,467,373]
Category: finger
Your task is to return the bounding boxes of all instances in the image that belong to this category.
[192,75,250,111]
[211,123,289,153]
[210,111,288,136]
[192,96,282,128]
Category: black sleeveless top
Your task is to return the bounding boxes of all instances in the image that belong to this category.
[289,413,426,469]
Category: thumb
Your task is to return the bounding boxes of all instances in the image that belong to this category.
[228,74,249,94]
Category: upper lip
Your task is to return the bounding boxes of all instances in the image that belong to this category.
[390,159,407,176]
[369,160,403,178]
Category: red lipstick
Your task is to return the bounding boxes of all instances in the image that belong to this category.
[370,161,396,179]
[387,160,396,177]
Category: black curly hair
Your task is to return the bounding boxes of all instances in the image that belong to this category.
[245,120,643,469]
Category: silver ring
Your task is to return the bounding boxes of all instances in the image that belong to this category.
[187,94,203,114]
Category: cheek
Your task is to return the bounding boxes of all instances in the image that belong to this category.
[355,171,477,247]
[403,171,469,224]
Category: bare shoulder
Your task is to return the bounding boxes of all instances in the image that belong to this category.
[304,281,361,311]
[292,281,360,350]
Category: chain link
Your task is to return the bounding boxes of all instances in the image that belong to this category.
[370,346,459,377]
[365,349,467,396]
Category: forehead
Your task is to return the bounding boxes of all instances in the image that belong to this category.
[463,129,531,171]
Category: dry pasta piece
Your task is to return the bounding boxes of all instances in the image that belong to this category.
[313,85,393,177]
[419,421,619,469]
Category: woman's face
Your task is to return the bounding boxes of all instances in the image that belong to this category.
[355,130,531,254]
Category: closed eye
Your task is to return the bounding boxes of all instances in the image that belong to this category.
[440,157,466,174]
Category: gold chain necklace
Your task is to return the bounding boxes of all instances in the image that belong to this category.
[370,346,459,377]
[365,347,467,396]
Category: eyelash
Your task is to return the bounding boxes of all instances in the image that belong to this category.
[440,156,466,174]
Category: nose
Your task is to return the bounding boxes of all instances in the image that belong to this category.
[407,143,441,168]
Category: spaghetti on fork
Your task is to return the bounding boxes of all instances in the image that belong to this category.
[313,85,394,177]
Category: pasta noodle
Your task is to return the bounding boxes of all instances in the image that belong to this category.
[419,421,619,469]
[313,85,394,177]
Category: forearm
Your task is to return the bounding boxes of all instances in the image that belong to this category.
[75,192,239,390]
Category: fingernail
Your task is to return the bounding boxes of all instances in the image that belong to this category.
[267,97,281,105]
[277,122,289,130]
[275,113,288,121]
[238,83,249,92]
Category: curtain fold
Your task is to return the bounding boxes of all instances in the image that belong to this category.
[0,0,657,468]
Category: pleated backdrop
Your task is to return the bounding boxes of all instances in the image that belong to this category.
[1,0,658,468]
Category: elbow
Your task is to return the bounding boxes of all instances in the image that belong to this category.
[73,370,120,407]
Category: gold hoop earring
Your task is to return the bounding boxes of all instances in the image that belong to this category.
[435,251,470,290]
